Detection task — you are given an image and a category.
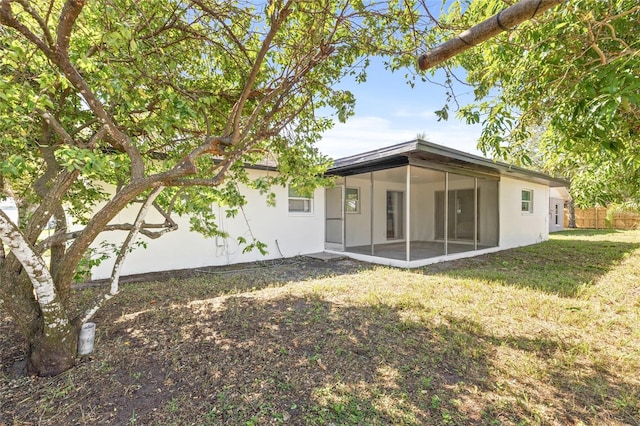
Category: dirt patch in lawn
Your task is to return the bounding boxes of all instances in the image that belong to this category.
[2,257,394,425]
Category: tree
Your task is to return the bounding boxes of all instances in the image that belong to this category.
[430,0,640,207]
[0,0,431,376]
[418,0,563,70]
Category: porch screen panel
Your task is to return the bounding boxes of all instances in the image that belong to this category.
[411,167,446,260]
[477,178,499,248]
[344,173,372,256]
[370,167,407,260]
[435,172,479,254]
[325,186,343,245]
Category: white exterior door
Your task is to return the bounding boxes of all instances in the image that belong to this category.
[549,198,564,232]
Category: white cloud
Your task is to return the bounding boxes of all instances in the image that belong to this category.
[317,115,484,160]
[317,117,416,159]
[392,108,436,120]
[421,122,484,155]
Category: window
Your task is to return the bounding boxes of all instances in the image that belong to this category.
[288,185,313,213]
[521,189,533,213]
[345,187,360,214]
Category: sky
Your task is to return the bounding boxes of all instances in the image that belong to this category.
[316,58,484,160]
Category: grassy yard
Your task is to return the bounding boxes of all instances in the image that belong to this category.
[1,229,639,425]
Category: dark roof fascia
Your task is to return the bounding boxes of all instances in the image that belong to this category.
[327,139,569,188]
[327,140,421,175]
[326,155,409,176]
[211,158,278,173]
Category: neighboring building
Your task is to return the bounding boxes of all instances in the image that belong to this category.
[89,139,569,279]
[549,187,570,233]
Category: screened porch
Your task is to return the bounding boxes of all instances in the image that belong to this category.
[325,164,500,265]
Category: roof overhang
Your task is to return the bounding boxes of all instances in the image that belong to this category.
[327,139,569,188]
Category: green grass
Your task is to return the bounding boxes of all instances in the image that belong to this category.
[1,229,639,425]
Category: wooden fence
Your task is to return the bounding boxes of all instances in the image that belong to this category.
[564,207,640,230]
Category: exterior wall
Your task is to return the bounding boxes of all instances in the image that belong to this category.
[499,177,549,249]
[89,168,325,280]
[0,199,19,224]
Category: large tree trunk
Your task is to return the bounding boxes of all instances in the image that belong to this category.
[0,212,78,376]
[26,319,79,376]
[568,199,576,228]
[2,269,79,376]
[1,271,79,377]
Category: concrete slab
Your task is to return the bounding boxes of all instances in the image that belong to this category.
[304,252,346,261]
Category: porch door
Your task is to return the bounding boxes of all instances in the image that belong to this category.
[386,191,404,240]
[325,186,344,250]
[435,189,476,241]
[451,189,475,240]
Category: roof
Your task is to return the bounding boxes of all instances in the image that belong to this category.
[327,139,569,188]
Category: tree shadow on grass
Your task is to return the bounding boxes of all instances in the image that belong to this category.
[68,256,376,320]
[3,289,638,425]
[420,237,640,297]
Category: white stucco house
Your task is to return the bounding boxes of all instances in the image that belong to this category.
[89,139,569,279]
[88,166,327,280]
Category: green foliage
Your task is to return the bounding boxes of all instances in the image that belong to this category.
[55,147,112,173]
[436,0,640,207]
[0,0,432,255]
[0,0,435,375]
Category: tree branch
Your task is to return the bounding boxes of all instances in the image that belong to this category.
[24,168,80,246]
[1,0,147,180]
[36,220,178,252]
[418,0,565,70]
[102,222,178,239]
[54,131,231,288]
[12,0,55,47]
[189,0,252,65]
[225,0,294,141]
[37,109,75,146]
[586,21,607,65]
[0,0,54,55]
[55,0,85,56]
[81,186,165,324]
